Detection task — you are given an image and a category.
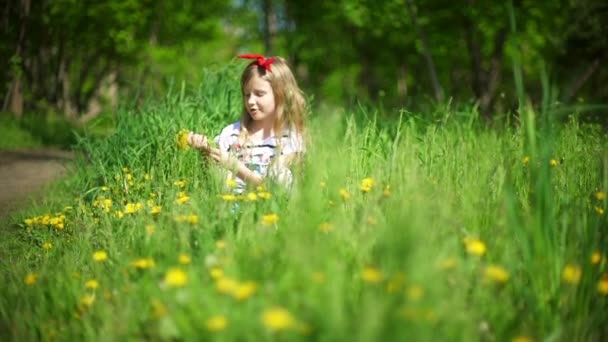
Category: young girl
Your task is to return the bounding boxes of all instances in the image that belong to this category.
[188,54,307,192]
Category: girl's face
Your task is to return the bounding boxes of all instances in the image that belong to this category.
[243,75,276,127]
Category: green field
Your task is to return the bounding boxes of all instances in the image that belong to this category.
[1,69,607,341]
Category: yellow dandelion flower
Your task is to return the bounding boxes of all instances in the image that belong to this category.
[175,194,190,204]
[232,281,257,301]
[206,315,229,332]
[93,250,108,262]
[24,218,34,226]
[42,242,53,250]
[226,178,238,188]
[339,188,351,201]
[101,186,109,192]
[131,258,155,269]
[80,294,96,307]
[596,191,606,201]
[484,265,510,284]
[151,299,167,319]
[179,254,191,265]
[246,192,258,201]
[549,159,558,167]
[318,222,334,233]
[173,180,186,188]
[216,277,238,294]
[261,307,296,331]
[146,225,156,234]
[164,268,188,288]
[221,194,237,202]
[209,267,224,280]
[25,272,37,285]
[85,279,99,289]
[361,266,383,284]
[124,203,142,214]
[598,277,608,295]
[114,210,124,218]
[150,206,162,215]
[176,129,190,150]
[591,251,602,265]
[522,156,530,165]
[595,206,604,216]
[562,264,582,285]
[464,237,486,256]
[216,240,226,249]
[360,177,375,192]
[258,191,272,199]
[513,336,535,342]
[262,214,279,225]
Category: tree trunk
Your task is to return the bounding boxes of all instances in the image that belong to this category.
[563,56,602,103]
[406,0,444,102]
[3,0,31,118]
[262,0,274,56]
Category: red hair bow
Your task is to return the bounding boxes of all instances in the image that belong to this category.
[237,54,275,72]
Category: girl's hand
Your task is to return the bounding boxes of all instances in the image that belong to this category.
[207,147,239,170]
[187,132,211,152]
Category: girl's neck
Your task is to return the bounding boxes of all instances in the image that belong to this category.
[248,121,275,140]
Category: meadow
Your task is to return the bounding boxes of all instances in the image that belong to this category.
[1,66,607,341]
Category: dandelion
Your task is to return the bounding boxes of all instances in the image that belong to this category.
[549,159,558,167]
[484,265,510,284]
[226,178,238,188]
[562,264,582,285]
[25,272,37,285]
[164,268,188,288]
[176,129,190,150]
[258,191,272,199]
[206,315,229,332]
[232,281,257,301]
[132,258,155,269]
[463,237,486,256]
[93,250,108,262]
[101,186,109,192]
[150,206,162,215]
[146,225,156,234]
[596,191,606,201]
[124,202,144,214]
[85,279,99,289]
[209,267,224,280]
[151,299,167,319]
[598,276,608,295]
[339,188,351,201]
[173,180,186,188]
[246,192,258,201]
[361,266,383,284]
[179,254,191,265]
[360,177,374,192]
[216,277,238,294]
[216,240,226,249]
[221,194,237,202]
[42,242,53,250]
[522,156,530,165]
[24,218,34,226]
[261,307,296,331]
[318,222,334,233]
[595,206,604,216]
[591,251,602,265]
[80,294,96,307]
[262,214,279,226]
[114,210,124,218]
[512,336,535,342]
[176,192,190,205]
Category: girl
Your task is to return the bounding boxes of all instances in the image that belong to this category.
[188,54,307,192]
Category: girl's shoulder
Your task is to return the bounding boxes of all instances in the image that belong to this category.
[219,121,241,136]
[215,121,241,149]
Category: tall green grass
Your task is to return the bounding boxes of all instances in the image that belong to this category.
[1,63,606,341]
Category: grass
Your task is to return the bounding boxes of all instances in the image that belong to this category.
[0,65,607,341]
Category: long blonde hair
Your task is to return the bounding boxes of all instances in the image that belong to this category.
[239,56,307,141]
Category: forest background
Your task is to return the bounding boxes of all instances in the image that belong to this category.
[2,0,607,141]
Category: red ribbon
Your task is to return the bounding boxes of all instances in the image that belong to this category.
[237,54,275,72]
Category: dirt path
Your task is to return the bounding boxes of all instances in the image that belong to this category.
[0,149,74,219]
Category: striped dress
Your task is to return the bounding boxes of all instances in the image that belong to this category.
[213,121,304,192]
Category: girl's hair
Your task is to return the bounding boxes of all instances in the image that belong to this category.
[239,57,307,138]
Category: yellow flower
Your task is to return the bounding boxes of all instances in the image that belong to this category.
[173,180,186,188]
[246,192,258,201]
[25,272,37,285]
[232,281,257,301]
[216,277,238,294]
[261,307,296,331]
[512,336,535,342]
[598,276,608,295]
[146,225,156,234]
[522,156,530,165]
[463,237,486,256]
[226,178,238,188]
[258,191,272,199]
[360,177,375,192]
[262,214,279,225]
[209,267,224,280]
[164,268,188,288]
[318,222,334,233]
[114,210,124,218]
[151,299,167,319]
[179,254,191,265]
[176,192,190,204]
[549,159,558,167]
[221,194,237,202]
[562,264,582,285]
[596,191,606,201]
[176,129,190,150]
[361,266,383,284]
[216,240,226,249]
[124,202,144,214]
[150,206,162,215]
[339,188,351,201]
[93,250,108,262]
[595,206,604,216]
[85,279,99,289]
[591,251,602,265]
[24,218,34,226]
[131,258,155,269]
[80,294,96,307]
[206,315,229,332]
[42,242,53,250]
[484,265,510,284]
